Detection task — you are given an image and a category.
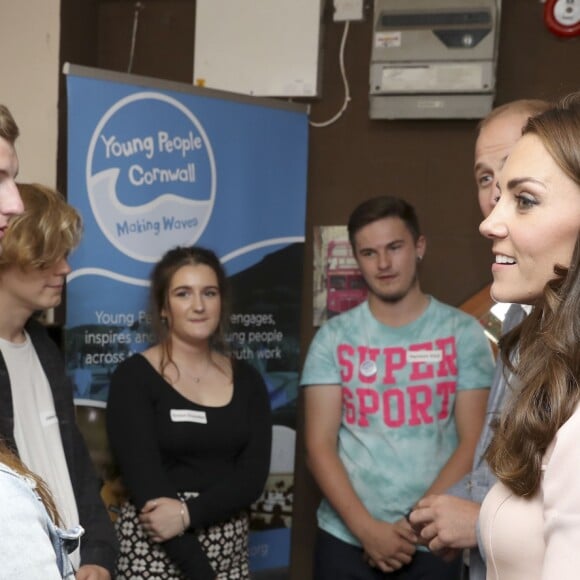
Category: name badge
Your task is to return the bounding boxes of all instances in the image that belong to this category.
[170,409,207,424]
[408,350,443,363]
[40,411,58,427]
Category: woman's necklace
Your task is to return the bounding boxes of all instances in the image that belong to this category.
[177,354,213,385]
[190,356,212,384]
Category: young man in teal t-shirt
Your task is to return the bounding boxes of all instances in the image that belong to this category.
[301,196,494,579]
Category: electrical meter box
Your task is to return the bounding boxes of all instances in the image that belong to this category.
[370,0,501,119]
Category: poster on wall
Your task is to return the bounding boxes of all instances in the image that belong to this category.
[64,64,308,571]
[313,225,367,326]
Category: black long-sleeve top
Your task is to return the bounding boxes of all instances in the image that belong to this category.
[106,354,272,579]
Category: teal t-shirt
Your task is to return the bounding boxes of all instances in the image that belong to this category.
[300,297,494,547]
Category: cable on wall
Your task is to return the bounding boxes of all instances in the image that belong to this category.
[310,20,352,128]
[127,1,144,74]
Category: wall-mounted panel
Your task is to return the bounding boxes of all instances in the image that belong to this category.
[194,0,324,97]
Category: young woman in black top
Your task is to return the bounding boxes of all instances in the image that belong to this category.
[107,246,272,579]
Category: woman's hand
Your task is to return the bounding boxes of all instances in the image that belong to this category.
[139,497,190,542]
[75,564,111,580]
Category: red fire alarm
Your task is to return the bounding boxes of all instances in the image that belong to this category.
[544,0,580,37]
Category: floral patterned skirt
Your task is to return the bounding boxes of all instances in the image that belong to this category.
[115,492,250,579]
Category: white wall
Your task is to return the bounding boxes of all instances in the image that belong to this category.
[0,0,60,185]
[194,0,323,97]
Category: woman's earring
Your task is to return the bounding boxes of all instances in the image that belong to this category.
[161,316,168,326]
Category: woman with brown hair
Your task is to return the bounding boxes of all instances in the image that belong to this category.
[478,93,580,578]
[107,246,272,579]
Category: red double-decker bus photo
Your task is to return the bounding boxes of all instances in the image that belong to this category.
[325,240,367,318]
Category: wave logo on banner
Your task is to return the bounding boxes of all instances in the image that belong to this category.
[86,92,216,262]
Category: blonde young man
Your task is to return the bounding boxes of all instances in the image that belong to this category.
[410,99,550,580]
[0,183,118,579]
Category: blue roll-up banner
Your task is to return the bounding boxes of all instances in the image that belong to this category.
[64,64,308,572]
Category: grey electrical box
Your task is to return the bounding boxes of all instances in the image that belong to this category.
[370,0,501,119]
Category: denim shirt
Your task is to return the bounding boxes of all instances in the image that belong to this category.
[50,523,84,579]
[446,304,526,580]
[0,464,84,579]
